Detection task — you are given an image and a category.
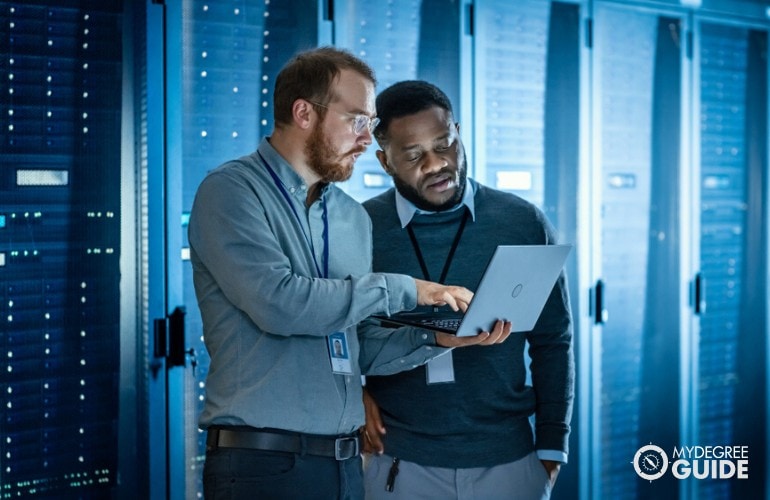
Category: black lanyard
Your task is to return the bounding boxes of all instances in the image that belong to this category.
[406,209,469,285]
[258,151,329,278]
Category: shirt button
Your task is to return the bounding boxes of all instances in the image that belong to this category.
[421,333,428,340]
[426,346,432,351]
[400,359,405,363]
[289,187,296,193]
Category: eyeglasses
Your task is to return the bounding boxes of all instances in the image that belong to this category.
[308,100,380,135]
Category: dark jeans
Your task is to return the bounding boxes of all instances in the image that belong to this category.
[203,447,364,500]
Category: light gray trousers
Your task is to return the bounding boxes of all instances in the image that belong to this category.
[364,451,553,500]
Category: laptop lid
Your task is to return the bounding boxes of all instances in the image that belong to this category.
[373,244,572,337]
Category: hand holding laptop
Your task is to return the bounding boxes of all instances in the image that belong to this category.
[435,319,512,347]
[414,278,473,312]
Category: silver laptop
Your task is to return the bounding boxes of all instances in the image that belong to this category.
[373,244,572,337]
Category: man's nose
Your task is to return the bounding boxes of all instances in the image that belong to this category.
[421,152,446,173]
[357,127,373,146]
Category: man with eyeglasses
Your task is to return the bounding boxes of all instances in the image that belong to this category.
[360,81,574,499]
[188,48,512,499]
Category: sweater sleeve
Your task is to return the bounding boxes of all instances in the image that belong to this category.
[527,270,575,455]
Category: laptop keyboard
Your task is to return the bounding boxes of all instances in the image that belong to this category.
[415,317,462,331]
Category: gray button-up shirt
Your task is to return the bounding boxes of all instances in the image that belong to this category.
[189,138,444,435]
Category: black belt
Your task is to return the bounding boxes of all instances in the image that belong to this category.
[206,428,360,461]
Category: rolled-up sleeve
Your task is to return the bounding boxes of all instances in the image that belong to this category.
[357,319,450,376]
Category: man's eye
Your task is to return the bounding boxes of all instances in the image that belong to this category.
[436,139,455,152]
[406,155,421,163]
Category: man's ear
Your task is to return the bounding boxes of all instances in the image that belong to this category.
[292,99,315,130]
[375,150,394,175]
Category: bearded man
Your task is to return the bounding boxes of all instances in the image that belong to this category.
[188,48,512,499]
[361,80,574,500]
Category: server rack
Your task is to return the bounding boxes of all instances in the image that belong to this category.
[1,1,126,497]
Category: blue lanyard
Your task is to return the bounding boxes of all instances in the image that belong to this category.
[258,151,329,279]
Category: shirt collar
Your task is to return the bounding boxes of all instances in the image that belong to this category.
[395,178,475,228]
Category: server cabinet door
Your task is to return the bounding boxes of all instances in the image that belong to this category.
[591,4,686,499]
[693,19,768,499]
[0,0,133,498]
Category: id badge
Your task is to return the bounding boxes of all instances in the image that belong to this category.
[426,350,455,384]
[327,332,353,375]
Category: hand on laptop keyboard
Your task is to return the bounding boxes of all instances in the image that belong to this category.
[435,319,512,347]
[414,279,473,312]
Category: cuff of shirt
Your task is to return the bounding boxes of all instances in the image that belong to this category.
[413,328,437,346]
[381,273,418,314]
[537,449,568,464]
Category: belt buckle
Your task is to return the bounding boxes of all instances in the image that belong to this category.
[334,436,359,460]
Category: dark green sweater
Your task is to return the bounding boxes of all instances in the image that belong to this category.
[363,180,574,468]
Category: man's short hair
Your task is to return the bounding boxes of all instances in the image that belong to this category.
[273,46,376,127]
[373,80,454,143]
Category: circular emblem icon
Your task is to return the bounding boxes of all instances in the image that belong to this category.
[511,283,523,298]
[633,444,669,481]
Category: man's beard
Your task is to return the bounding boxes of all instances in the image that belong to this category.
[393,156,467,212]
[305,123,360,183]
